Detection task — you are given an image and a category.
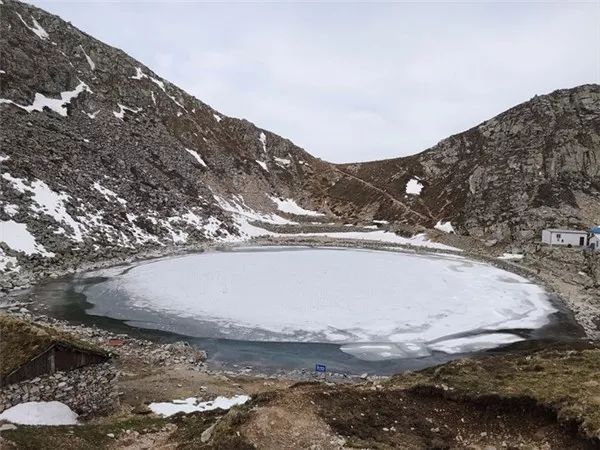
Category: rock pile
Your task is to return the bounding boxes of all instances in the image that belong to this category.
[0,363,118,418]
[1,305,208,370]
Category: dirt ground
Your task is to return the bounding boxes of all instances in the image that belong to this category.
[115,355,294,411]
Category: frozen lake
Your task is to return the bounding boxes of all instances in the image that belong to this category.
[30,246,577,371]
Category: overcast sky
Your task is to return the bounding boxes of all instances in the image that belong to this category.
[29,1,599,163]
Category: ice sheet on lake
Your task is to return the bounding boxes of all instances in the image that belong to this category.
[428,333,524,354]
[85,248,555,360]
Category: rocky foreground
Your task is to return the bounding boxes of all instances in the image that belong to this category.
[1,303,599,449]
[1,0,599,290]
[0,237,598,449]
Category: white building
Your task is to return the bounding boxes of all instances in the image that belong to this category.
[590,235,600,251]
[541,229,588,248]
[589,227,600,251]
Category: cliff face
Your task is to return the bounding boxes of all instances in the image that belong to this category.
[1,0,599,283]
[336,85,600,241]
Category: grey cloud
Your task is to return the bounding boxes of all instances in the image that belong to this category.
[29,1,600,162]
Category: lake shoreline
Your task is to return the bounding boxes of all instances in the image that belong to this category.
[4,242,586,377]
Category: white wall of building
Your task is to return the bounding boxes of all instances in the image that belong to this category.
[541,230,588,247]
[590,235,600,251]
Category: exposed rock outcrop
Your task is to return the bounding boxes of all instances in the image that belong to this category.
[335,86,600,241]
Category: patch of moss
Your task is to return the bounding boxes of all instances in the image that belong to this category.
[308,386,445,449]
[390,343,600,440]
[0,314,109,378]
[207,404,256,449]
[1,416,167,450]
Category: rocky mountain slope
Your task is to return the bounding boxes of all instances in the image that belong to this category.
[333,85,600,241]
[1,0,599,284]
[0,0,343,280]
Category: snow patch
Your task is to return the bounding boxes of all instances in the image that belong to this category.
[113,103,141,120]
[126,213,161,244]
[274,156,291,166]
[16,13,49,40]
[3,203,18,216]
[83,109,99,119]
[212,194,291,240]
[79,45,95,70]
[130,67,146,80]
[255,160,269,172]
[0,220,54,256]
[130,67,184,108]
[214,194,294,227]
[185,148,207,167]
[149,395,250,417]
[93,182,127,205]
[405,178,423,195]
[0,401,78,425]
[434,220,455,233]
[203,216,228,239]
[161,218,188,244]
[0,248,19,272]
[259,132,267,152]
[0,81,90,117]
[269,196,324,217]
[213,113,222,122]
[498,253,524,261]
[3,173,85,242]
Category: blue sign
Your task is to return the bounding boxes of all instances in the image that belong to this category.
[315,363,326,373]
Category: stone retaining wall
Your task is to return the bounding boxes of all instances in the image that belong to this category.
[0,362,119,418]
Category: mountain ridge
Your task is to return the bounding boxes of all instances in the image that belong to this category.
[333,84,600,238]
[1,0,599,287]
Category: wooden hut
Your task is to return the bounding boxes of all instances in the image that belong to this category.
[0,315,110,387]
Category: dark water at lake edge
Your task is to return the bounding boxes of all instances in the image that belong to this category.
[26,248,586,376]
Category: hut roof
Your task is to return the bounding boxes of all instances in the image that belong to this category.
[0,314,108,378]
